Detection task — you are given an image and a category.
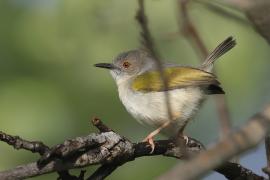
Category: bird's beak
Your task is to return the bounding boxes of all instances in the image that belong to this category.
[94,63,116,70]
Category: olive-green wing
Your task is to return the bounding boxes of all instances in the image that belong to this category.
[131,66,221,92]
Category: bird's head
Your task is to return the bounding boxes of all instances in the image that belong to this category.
[95,49,155,85]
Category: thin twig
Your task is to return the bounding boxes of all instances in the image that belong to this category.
[0,131,49,156]
[177,0,232,138]
[179,0,208,59]
[92,117,112,133]
[135,0,159,60]
[136,0,173,121]
[194,0,249,25]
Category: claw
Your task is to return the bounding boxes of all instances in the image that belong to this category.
[183,135,189,145]
[142,121,171,153]
[143,135,155,153]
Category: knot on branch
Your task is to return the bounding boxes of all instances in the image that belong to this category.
[38,131,133,168]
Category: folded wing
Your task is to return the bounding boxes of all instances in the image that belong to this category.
[131,67,224,94]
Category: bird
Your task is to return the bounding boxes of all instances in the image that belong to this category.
[94,36,236,152]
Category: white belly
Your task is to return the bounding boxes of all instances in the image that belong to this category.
[118,84,205,136]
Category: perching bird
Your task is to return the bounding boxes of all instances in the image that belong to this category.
[95,36,236,152]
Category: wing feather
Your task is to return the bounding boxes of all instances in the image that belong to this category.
[131,67,221,92]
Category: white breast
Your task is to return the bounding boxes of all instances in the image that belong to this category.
[117,81,205,136]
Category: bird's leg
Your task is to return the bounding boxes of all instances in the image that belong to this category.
[176,121,190,146]
[143,121,171,153]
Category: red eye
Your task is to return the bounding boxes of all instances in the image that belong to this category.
[123,61,130,68]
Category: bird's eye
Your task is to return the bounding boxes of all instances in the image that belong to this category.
[122,61,131,69]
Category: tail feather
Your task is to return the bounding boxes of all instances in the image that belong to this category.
[205,84,225,94]
[201,36,236,72]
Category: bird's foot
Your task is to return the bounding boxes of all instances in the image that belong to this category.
[142,121,171,153]
[143,134,155,154]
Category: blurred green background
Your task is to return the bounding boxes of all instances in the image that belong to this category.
[1,0,270,179]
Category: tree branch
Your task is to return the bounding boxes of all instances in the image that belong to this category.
[263,135,270,178]
[1,111,267,180]
[0,131,49,156]
[203,0,270,45]
[0,128,202,179]
[158,104,270,180]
